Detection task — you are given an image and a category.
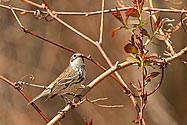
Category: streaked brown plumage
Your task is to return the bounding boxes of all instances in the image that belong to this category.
[29,53,86,104]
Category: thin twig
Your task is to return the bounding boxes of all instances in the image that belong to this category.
[10,7,76,53]
[46,9,97,46]
[156,46,187,63]
[85,97,124,108]
[41,0,49,8]
[181,12,187,37]
[147,67,164,96]
[98,0,105,44]
[15,80,47,89]
[0,75,49,122]
[21,0,44,8]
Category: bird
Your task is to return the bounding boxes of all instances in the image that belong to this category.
[29,53,86,104]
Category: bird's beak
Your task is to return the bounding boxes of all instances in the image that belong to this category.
[77,53,84,57]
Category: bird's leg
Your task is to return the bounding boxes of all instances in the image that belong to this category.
[68,92,82,104]
[73,94,82,102]
[63,93,82,106]
[61,95,72,105]
[79,84,86,89]
[14,81,24,90]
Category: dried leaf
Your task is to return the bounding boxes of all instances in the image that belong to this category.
[142,28,150,38]
[145,72,160,82]
[124,43,138,54]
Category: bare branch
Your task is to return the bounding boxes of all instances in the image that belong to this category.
[0,75,49,122]
[148,0,175,55]
[85,97,124,108]
[98,0,105,44]
[21,0,44,8]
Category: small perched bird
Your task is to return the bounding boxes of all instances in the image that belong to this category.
[29,53,86,104]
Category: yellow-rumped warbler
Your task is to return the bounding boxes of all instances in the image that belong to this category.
[29,53,86,104]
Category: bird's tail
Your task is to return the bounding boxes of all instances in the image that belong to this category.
[28,89,51,105]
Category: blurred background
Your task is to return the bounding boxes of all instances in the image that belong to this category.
[0,0,187,125]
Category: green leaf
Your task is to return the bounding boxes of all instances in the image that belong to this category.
[124,43,138,54]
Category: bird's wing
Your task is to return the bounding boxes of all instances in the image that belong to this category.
[48,67,80,97]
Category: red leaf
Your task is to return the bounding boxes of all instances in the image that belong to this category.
[130,35,135,44]
[84,119,93,125]
[132,0,136,4]
[154,16,164,31]
[124,43,138,54]
[125,8,140,23]
[111,26,124,38]
[139,0,145,11]
[132,0,145,10]
[111,7,124,24]
[143,53,158,60]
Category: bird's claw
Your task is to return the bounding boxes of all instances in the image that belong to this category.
[14,81,24,90]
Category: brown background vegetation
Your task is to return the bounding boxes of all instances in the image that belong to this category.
[0,0,187,125]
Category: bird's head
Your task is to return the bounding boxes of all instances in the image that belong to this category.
[70,53,85,68]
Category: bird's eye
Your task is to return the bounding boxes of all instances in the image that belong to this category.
[73,54,77,58]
